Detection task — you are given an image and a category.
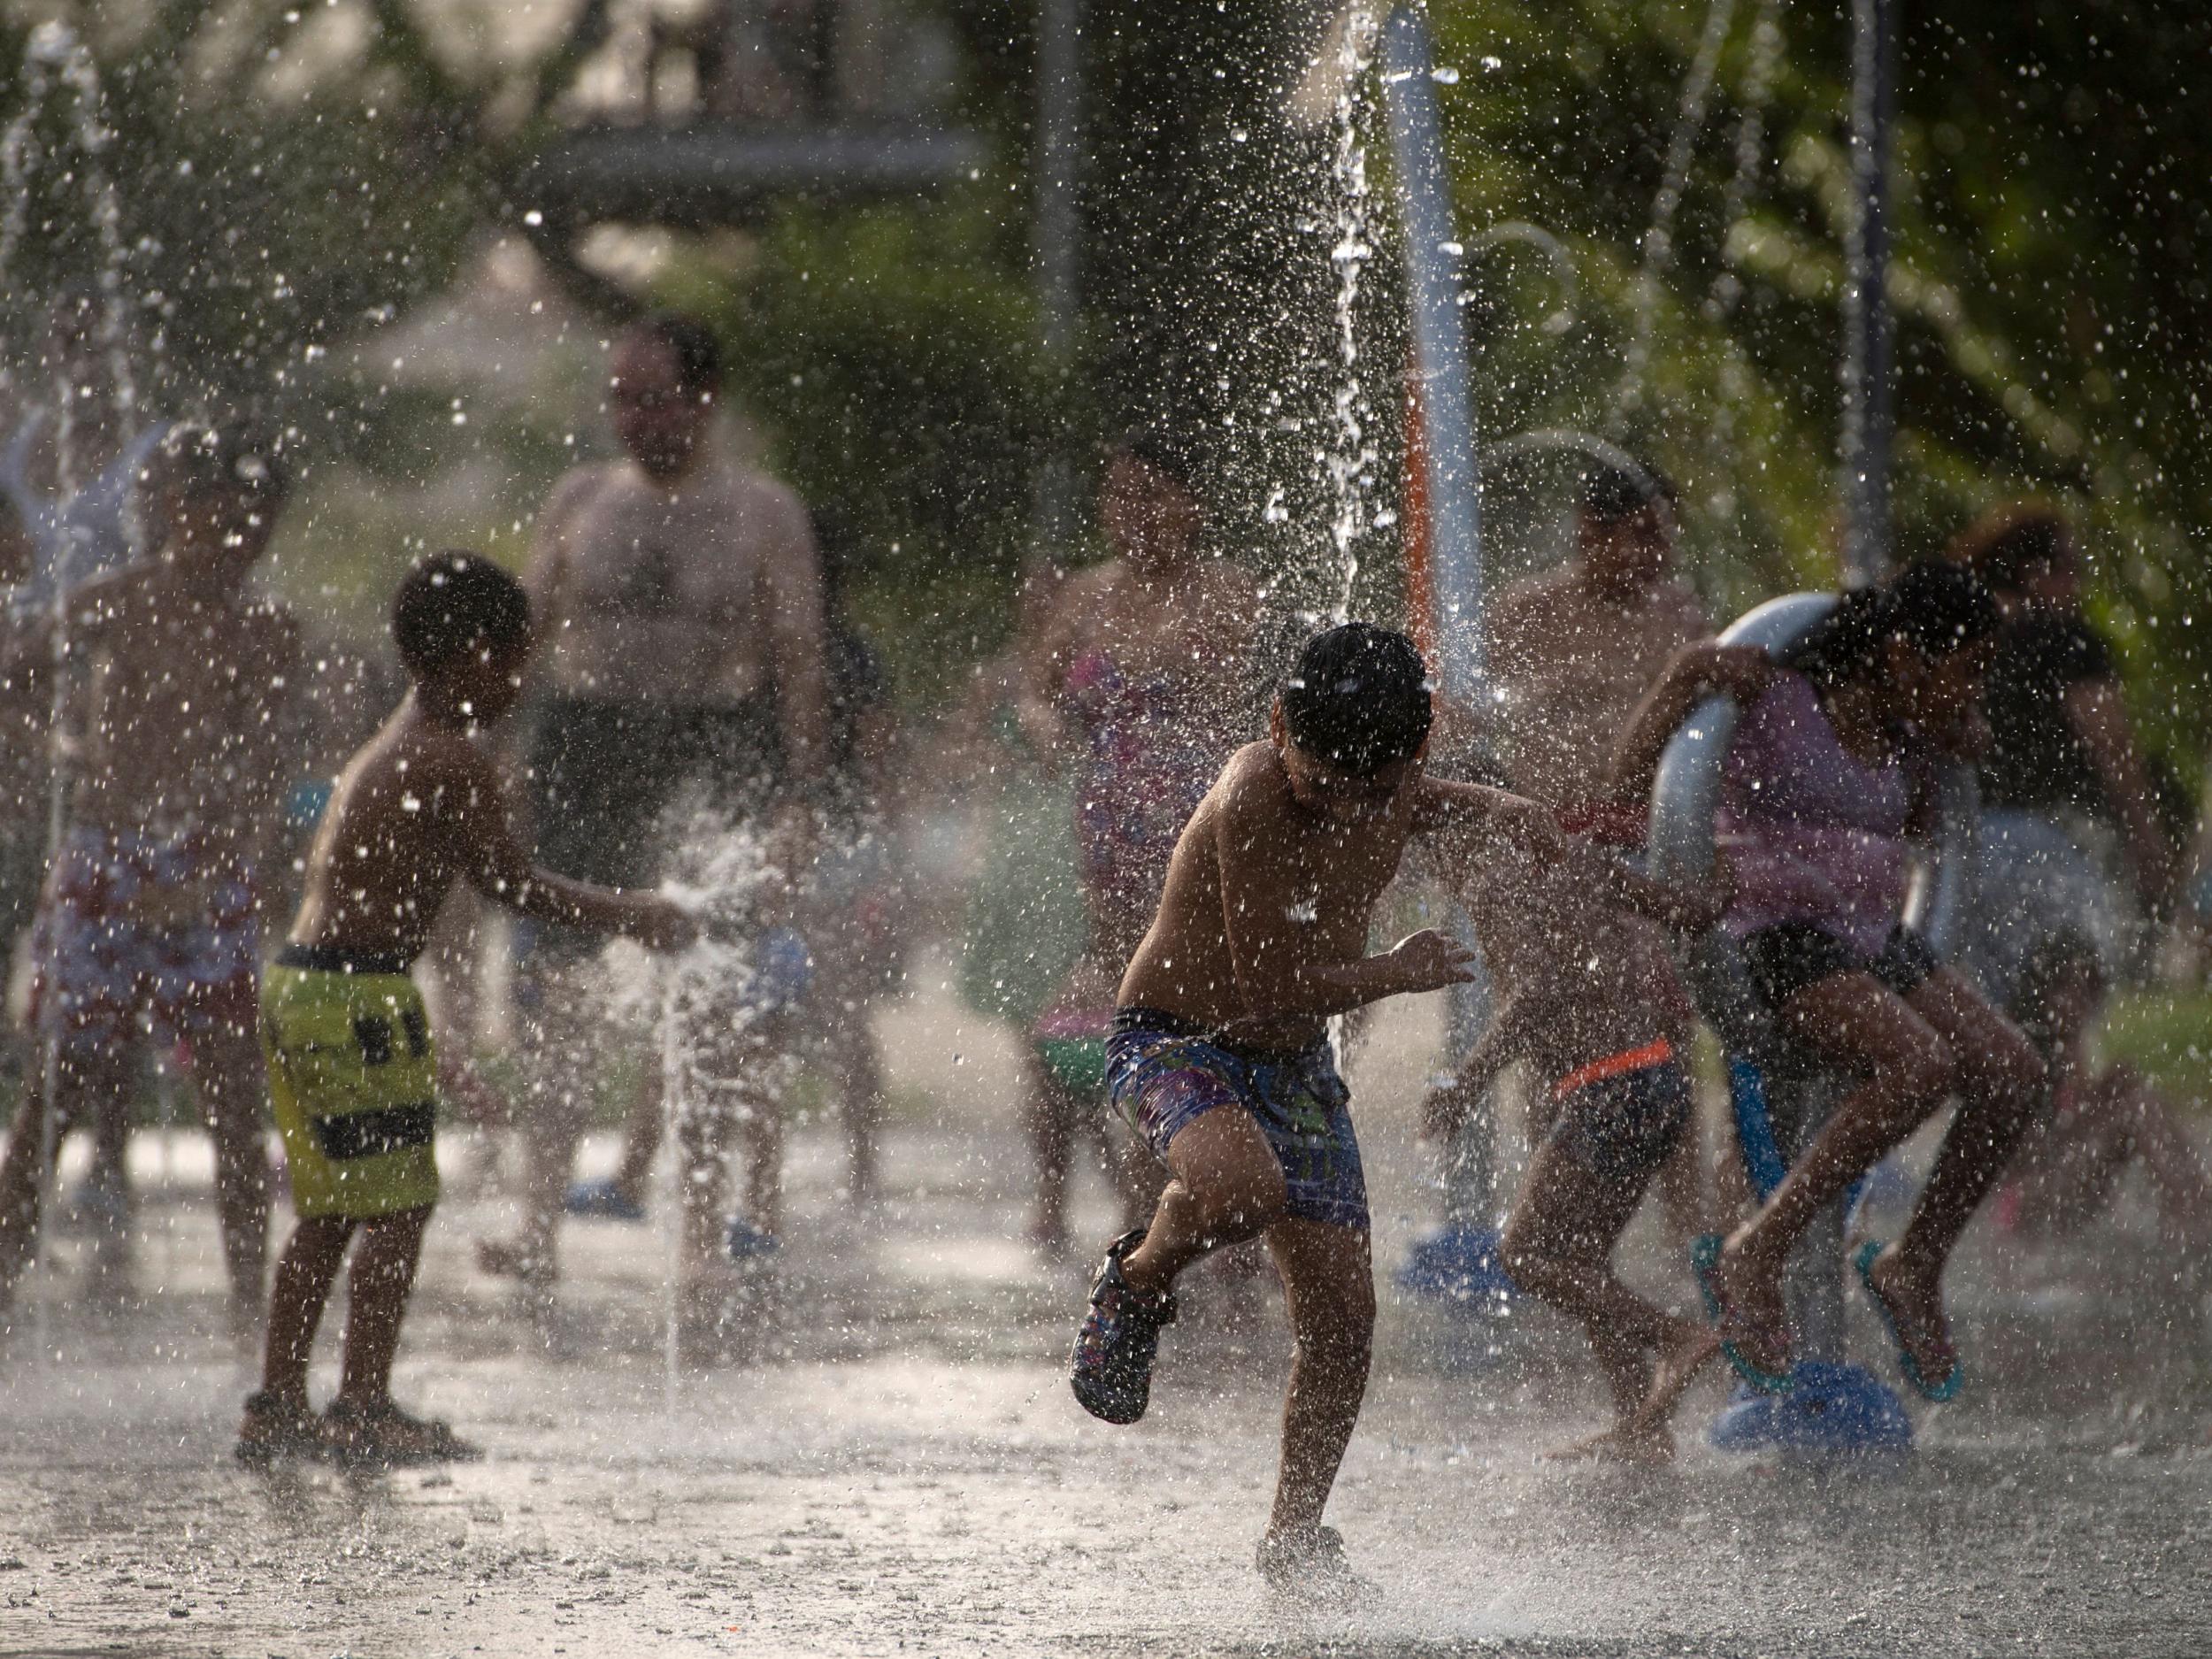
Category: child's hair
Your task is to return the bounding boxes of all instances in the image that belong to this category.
[392,550,531,678]
[1580,460,1674,525]
[2009,930,2105,1056]
[1943,503,2072,594]
[147,419,291,504]
[1784,557,2001,694]
[1280,622,1432,775]
[1109,427,1203,500]
[626,311,723,397]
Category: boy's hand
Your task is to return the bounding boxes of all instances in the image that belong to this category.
[636,895,702,953]
[1384,928,1479,995]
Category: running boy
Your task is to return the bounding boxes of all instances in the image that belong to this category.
[1071,622,1559,1599]
[235,553,693,1467]
[1423,795,1732,1463]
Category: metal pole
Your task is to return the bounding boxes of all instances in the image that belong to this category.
[1379,4,1483,696]
[1838,0,1894,589]
[1379,5,1499,1258]
[1031,0,1083,556]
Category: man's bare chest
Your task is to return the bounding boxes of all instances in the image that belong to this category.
[567,495,754,619]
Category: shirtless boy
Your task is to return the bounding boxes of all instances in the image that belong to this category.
[0,422,300,1334]
[236,553,691,1466]
[1071,622,1563,1598]
[1424,803,1729,1462]
[482,312,827,1302]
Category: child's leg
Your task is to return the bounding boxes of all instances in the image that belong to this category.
[260,1215,357,1402]
[825,1015,885,1208]
[1861,971,2043,1367]
[0,1053,98,1307]
[1710,972,1956,1369]
[1026,1049,1078,1250]
[1262,1219,1374,1547]
[608,1065,666,1204]
[191,1021,274,1318]
[1118,1108,1288,1297]
[676,1101,730,1278]
[1502,1145,1675,1417]
[335,1204,434,1409]
[2097,1069,2212,1249]
[742,1085,785,1239]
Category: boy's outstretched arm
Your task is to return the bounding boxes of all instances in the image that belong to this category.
[452,747,696,950]
[1214,764,1477,1025]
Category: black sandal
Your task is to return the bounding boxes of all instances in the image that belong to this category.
[234,1391,326,1466]
[322,1399,482,1469]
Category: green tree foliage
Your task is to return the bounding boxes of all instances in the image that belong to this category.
[0,3,507,422]
[1425,0,2210,758]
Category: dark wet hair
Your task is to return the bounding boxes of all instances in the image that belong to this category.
[1944,503,2072,595]
[392,550,531,679]
[1109,428,1203,501]
[1784,558,2001,694]
[1580,461,1673,525]
[626,311,723,397]
[147,419,292,503]
[1280,622,1432,776]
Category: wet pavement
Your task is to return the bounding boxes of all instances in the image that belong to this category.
[4,985,2209,1657]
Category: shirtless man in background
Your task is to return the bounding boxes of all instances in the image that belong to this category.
[1485,465,1709,836]
[1481,463,1716,1233]
[477,311,828,1311]
[0,421,301,1335]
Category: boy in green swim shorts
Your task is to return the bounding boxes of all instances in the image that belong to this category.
[237,552,694,1468]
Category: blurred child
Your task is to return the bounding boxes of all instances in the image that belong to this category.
[1425,824,1724,1463]
[1998,933,2212,1268]
[235,553,691,1468]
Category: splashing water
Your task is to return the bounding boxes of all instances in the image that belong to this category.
[1322,5,1382,623]
[3,20,154,1358]
[600,806,806,1408]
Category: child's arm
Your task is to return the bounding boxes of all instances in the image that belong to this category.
[1213,760,1478,1024]
[1602,641,1774,810]
[449,744,696,949]
[1420,986,1542,1142]
[1577,841,1730,934]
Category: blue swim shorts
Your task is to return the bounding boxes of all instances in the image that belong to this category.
[1105,1006,1368,1233]
[1542,1044,1693,1185]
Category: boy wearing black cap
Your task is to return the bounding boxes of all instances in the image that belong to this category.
[1071,622,1556,1601]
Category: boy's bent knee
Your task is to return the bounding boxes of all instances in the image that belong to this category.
[1886,1033,1955,1110]
[1195,1165,1287,1244]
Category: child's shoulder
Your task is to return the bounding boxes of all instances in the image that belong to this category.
[1217,739,1286,794]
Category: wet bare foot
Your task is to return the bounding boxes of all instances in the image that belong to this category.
[1709,1239,1791,1379]
[1865,1246,1956,1390]
[1623,1319,1720,1434]
[1546,1419,1676,1465]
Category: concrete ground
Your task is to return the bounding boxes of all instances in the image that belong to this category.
[3,976,2210,1657]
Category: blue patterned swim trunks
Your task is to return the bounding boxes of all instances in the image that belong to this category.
[1106,1007,1368,1233]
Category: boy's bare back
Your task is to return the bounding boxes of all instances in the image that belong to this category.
[1456,833,1701,1085]
[64,561,299,849]
[288,699,515,964]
